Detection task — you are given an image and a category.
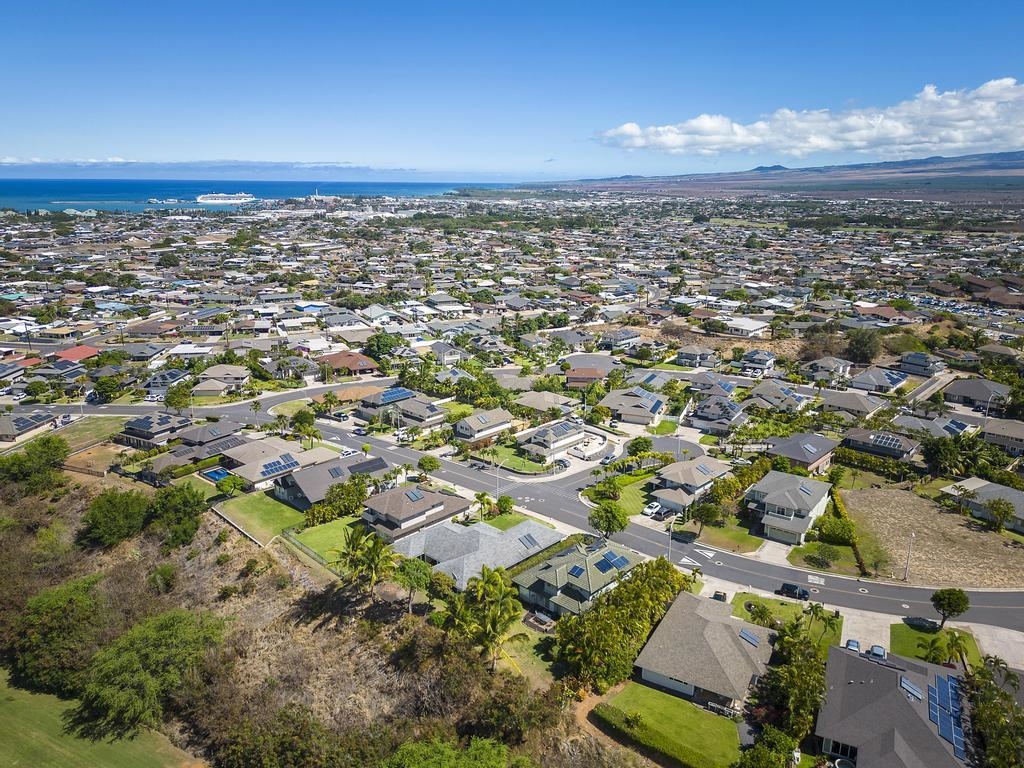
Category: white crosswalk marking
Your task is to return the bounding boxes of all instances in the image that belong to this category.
[678,556,701,567]
[695,548,716,559]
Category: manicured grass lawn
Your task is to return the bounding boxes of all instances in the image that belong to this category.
[486,512,529,530]
[585,470,657,516]
[268,398,311,417]
[646,419,678,436]
[652,362,693,371]
[788,541,862,577]
[191,395,239,406]
[441,401,475,420]
[0,670,196,768]
[498,613,556,689]
[45,415,127,452]
[220,491,305,544]
[673,517,762,553]
[473,443,548,473]
[913,476,956,501]
[890,623,983,668]
[699,434,720,445]
[293,516,360,559]
[174,474,219,501]
[732,592,843,649]
[602,682,741,768]
[836,467,889,490]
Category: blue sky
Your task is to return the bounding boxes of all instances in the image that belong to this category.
[1,1,1022,179]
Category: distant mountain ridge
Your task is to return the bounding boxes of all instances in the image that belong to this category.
[533,150,1024,202]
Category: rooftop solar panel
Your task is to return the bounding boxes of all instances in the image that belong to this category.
[739,628,760,647]
[595,559,614,574]
[568,564,585,578]
[404,490,424,502]
[900,676,923,701]
[802,443,819,454]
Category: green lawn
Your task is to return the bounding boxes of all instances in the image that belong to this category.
[698,434,720,445]
[498,612,557,689]
[673,517,762,553]
[600,682,741,768]
[646,419,678,436]
[191,395,239,406]
[836,468,889,490]
[0,670,196,768]
[732,592,843,649]
[292,516,360,560]
[219,491,305,544]
[486,512,529,531]
[890,623,983,668]
[268,398,311,417]
[442,401,475,420]
[473,443,548,474]
[788,541,862,577]
[174,474,219,501]
[914,476,956,502]
[585,470,657,516]
[44,415,127,452]
[652,362,693,371]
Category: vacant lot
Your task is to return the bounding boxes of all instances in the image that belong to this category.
[844,488,1024,588]
[0,670,200,768]
[47,415,128,452]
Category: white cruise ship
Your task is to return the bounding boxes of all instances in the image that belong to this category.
[195,192,257,204]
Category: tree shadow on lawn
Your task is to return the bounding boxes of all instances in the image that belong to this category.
[286,581,405,631]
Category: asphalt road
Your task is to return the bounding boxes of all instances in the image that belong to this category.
[14,382,1024,632]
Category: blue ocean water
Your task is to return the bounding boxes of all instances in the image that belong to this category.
[0,179,513,212]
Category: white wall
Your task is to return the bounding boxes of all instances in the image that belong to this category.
[640,668,695,698]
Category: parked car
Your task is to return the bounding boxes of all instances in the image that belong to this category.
[868,644,888,660]
[844,639,861,653]
[651,509,675,522]
[600,454,616,466]
[778,583,810,600]
[711,591,728,602]
[353,427,368,436]
[642,501,662,517]
[609,420,620,428]
[552,458,570,471]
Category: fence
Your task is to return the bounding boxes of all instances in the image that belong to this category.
[280,526,342,577]
[62,463,107,477]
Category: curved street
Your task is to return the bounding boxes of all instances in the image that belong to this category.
[15,377,1024,633]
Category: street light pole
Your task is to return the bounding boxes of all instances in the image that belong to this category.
[903,531,916,581]
[494,458,508,500]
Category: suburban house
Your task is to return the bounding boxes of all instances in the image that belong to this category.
[687,396,748,436]
[599,328,642,350]
[649,457,731,512]
[193,364,251,395]
[766,432,838,474]
[689,371,737,399]
[979,417,1024,456]
[820,390,887,420]
[849,366,908,394]
[843,428,920,461]
[744,470,832,544]
[363,486,472,542]
[393,518,564,590]
[144,431,252,480]
[738,349,775,375]
[0,411,54,442]
[275,454,391,509]
[746,381,808,413]
[319,350,380,376]
[892,414,975,440]
[801,356,853,384]
[517,420,587,459]
[674,345,719,368]
[939,477,1024,534]
[453,408,514,444]
[227,444,338,491]
[942,377,1010,410]
[118,412,193,449]
[815,646,965,768]
[565,367,605,390]
[144,368,191,395]
[428,340,468,367]
[512,540,637,617]
[899,351,947,377]
[723,317,768,337]
[513,390,577,415]
[599,387,668,426]
[634,592,774,711]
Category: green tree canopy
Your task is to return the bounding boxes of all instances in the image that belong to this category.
[80,488,150,547]
[931,588,970,628]
[588,500,629,540]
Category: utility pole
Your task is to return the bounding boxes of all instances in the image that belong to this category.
[903,531,915,581]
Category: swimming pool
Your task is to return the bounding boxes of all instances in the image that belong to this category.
[203,468,229,482]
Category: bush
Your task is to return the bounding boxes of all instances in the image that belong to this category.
[170,455,221,478]
[80,488,150,547]
[834,447,916,481]
[148,563,177,594]
[817,515,856,546]
[592,703,718,768]
[10,574,107,695]
[146,483,207,549]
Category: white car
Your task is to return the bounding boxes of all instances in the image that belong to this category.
[642,501,662,517]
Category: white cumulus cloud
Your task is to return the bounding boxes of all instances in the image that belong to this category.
[601,78,1024,158]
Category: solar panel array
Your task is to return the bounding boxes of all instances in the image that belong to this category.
[379,387,415,404]
[519,533,540,549]
[798,484,813,496]
[871,432,905,450]
[595,559,614,573]
[259,453,301,477]
[739,628,760,647]
[696,463,713,476]
[802,443,819,454]
[568,564,585,578]
[328,466,343,479]
[928,674,966,760]
[404,489,424,502]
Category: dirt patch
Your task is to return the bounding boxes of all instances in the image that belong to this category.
[843,488,1024,588]
[594,322,806,360]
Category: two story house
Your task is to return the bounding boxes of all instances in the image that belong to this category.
[518,420,587,459]
[363,486,472,542]
[649,457,731,513]
[744,470,832,545]
[453,408,514,445]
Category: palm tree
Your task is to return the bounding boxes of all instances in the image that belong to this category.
[474,601,528,672]
[918,635,947,665]
[328,526,371,575]
[749,603,775,627]
[945,630,969,667]
[273,413,289,436]
[358,534,399,596]
[467,565,509,605]
[805,602,827,635]
[817,613,839,643]
[474,490,493,521]
[249,398,262,425]
[401,463,414,481]
[305,426,322,449]
[434,592,479,639]
[951,484,977,516]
